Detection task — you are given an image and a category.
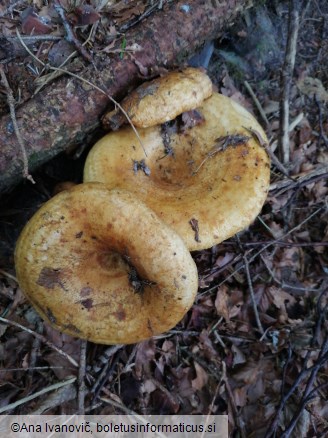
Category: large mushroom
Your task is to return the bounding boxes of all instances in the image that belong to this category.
[84,90,271,251]
[14,183,198,344]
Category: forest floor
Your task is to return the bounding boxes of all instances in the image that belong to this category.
[0,1,327,437]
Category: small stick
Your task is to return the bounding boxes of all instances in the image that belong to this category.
[269,164,328,194]
[314,94,328,148]
[244,126,294,180]
[222,362,247,438]
[0,316,78,367]
[244,80,270,128]
[0,269,18,282]
[0,377,76,414]
[243,254,264,335]
[278,0,301,165]
[203,206,324,295]
[53,0,93,63]
[77,340,88,414]
[0,66,35,184]
[27,320,43,385]
[192,134,250,175]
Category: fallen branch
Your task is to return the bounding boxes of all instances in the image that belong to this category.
[0,66,35,184]
[0,0,254,194]
[278,0,301,165]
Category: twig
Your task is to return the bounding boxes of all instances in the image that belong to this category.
[16,29,147,158]
[91,353,121,402]
[27,320,43,386]
[243,254,264,335]
[192,134,250,175]
[265,290,328,438]
[278,0,301,165]
[244,126,294,180]
[314,94,328,148]
[5,35,62,42]
[0,269,18,282]
[119,1,162,33]
[202,206,324,295]
[77,340,88,415]
[0,366,74,372]
[259,253,324,293]
[243,80,270,128]
[0,66,35,184]
[89,344,123,375]
[34,24,96,94]
[222,362,247,438]
[53,0,93,63]
[269,165,328,194]
[0,316,78,367]
[224,240,328,248]
[0,377,76,414]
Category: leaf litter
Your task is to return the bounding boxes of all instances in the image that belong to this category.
[0,1,327,436]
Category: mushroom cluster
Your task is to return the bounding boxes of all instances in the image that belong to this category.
[15,68,270,345]
[85,68,270,251]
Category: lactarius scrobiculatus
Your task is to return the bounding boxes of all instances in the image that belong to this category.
[84,82,271,251]
[14,183,198,344]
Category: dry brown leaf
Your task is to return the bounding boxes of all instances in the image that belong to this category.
[231,344,246,366]
[134,339,156,378]
[215,286,230,321]
[192,362,208,390]
[215,286,243,321]
[233,386,248,407]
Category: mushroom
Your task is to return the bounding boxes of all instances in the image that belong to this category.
[14,183,198,344]
[84,92,270,251]
[102,67,213,130]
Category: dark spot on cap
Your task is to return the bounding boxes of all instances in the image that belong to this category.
[37,267,63,289]
[81,298,93,310]
[75,231,83,238]
[80,286,93,297]
[113,306,126,321]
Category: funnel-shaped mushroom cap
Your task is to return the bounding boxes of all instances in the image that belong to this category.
[85,93,270,251]
[14,184,198,344]
[103,67,213,129]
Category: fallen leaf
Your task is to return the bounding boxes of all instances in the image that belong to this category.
[192,362,208,390]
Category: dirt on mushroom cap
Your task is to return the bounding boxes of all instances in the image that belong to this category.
[84,93,271,251]
[14,183,198,344]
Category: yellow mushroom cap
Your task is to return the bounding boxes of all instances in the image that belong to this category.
[84,93,271,251]
[102,67,213,129]
[14,183,198,344]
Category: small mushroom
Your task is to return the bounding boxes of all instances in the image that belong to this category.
[14,183,198,344]
[84,93,270,251]
[102,67,213,130]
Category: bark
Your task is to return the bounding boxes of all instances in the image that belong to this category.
[0,0,253,194]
